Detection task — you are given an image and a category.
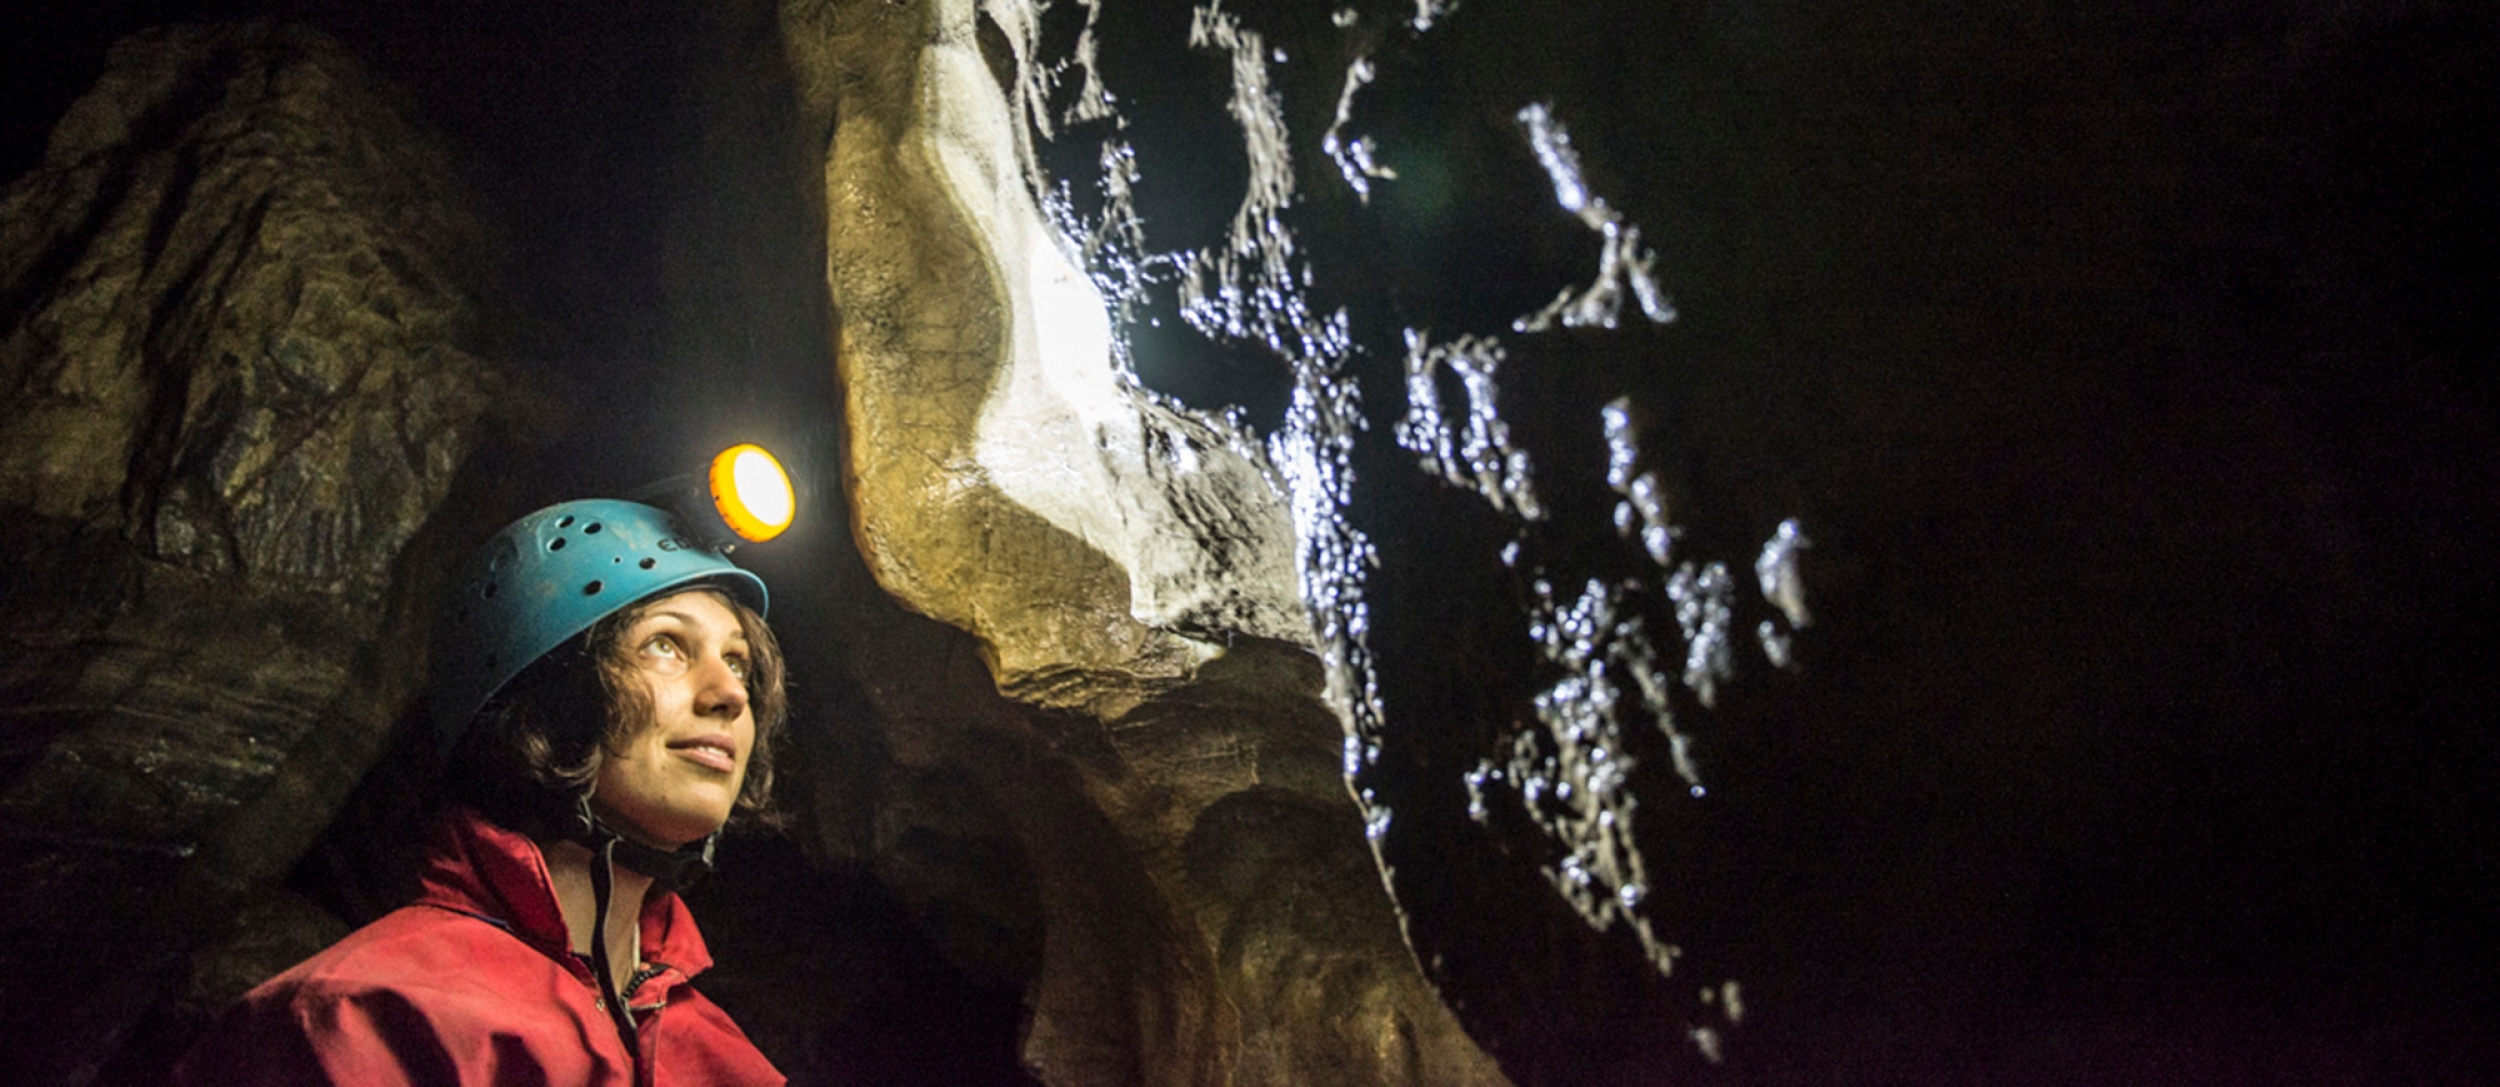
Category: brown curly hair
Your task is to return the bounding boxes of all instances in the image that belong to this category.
[449,586,787,840]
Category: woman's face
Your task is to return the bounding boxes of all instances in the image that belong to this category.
[591,589,756,848]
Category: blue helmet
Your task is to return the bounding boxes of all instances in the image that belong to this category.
[428,498,770,756]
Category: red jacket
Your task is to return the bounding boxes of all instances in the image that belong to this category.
[176,808,784,1086]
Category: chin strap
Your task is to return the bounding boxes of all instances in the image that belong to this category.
[568,796,721,891]
[572,798,722,1072]
[586,835,641,1065]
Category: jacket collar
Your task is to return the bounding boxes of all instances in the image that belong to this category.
[413,806,716,980]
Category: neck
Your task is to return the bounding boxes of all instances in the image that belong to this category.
[541,837,655,993]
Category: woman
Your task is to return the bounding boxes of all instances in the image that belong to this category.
[178,499,789,1085]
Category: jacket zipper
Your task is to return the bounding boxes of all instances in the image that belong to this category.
[623,963,666,1006]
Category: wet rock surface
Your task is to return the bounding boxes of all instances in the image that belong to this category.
[1257,3,2500,1083]
[2,2,2492,1086]
[7,5,1508,1085]
[0,22,498,1084]
[799,0,1308,718]
[779,0,1506,1080]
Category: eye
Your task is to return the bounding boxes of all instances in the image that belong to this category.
[724,654,751,681]
[638,634,688,673]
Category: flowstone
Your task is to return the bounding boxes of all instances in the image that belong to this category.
[777,0,1505,1082]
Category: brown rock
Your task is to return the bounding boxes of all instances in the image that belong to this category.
[1,23,492,595]
[0,22,499,1084]
[768,1,1506,1082]
[793,0,1305,720]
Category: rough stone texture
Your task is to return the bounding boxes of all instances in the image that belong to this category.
[772,0,1507,1083]
[0,25,492,588]
[0,23,499,1084]
[15,2,2472,1083]
[807,615,1509,1087]
[1255,3,2500,1084]
[792,0,1306,719]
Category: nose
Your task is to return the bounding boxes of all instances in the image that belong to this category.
[692,652,750,719]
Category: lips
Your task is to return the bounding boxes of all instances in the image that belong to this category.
[666,733,740,774]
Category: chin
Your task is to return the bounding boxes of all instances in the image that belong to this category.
[601,800,736,850]
[659,810,734,846]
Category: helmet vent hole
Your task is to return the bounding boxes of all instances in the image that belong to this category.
[639,557,657,570]
[482,582,498,599]
[556,516,576,528]
[584,580,604,596]
[548,537,567,552]
[585,523,603,534]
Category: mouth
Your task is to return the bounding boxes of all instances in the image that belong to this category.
[666,734,740,774]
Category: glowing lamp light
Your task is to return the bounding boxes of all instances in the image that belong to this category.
[708,444,794,543]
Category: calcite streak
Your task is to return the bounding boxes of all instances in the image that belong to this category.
[809,0,1304,716]
[787,1,1505,1083]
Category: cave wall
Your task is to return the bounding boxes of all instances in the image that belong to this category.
[5,2,2488,1085]
[0,22,502,1084]
[763,0,1507,1081]
[1,6,1512,1086]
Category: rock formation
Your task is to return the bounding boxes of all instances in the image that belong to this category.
[795,3,1306,718]
[769,0,1507,1081]
[1,7,1508,1085]
[5,2,2496,1084]
[0,23,499,1084]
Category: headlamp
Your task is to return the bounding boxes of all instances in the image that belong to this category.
[628,443,797,550]
[709,443,795,543]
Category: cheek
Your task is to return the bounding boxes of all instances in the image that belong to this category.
[589,752,634,816]
[630,671,673,720]
[596,722,661,785]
